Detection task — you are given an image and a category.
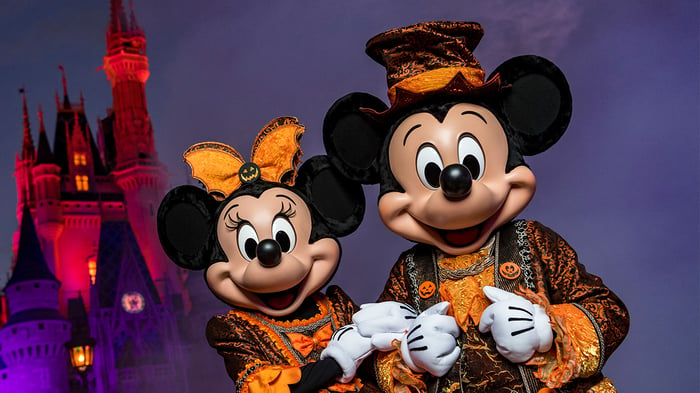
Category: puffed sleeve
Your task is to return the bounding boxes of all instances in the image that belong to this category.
[206,313,302,393]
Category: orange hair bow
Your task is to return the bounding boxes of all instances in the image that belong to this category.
[184,117,304,200]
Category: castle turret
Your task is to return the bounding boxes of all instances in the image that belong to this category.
[0,206,71,393]
[32,105,64,278]
[102,0,177,300]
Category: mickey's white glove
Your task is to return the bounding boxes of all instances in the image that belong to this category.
[352,301,418,344]
[368,302,460,377]
[320,324,373,383]
[478,286,553,363]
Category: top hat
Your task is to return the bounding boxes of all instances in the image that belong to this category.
[364,21,501,119]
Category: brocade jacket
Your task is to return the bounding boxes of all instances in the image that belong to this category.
[374,220,629,393]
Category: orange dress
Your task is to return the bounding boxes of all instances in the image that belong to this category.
[206,287,382,393]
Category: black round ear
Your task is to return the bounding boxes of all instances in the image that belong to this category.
[295,155,365,239]
[157,185,219,270]
[489,55,572,156]
[323,92,389,184]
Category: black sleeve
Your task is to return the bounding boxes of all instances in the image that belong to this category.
[289,357,342,393]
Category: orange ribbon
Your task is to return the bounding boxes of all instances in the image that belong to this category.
[286,323,333,358]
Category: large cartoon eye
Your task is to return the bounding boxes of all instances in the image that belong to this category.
[237,223,259,261]
[416,144,444,190]
[458,135,485,180]
[272,216,296,253]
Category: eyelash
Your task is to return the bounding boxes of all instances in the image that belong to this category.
[277,201,296,220]
[224,211,245,231]
[224,202,296,231]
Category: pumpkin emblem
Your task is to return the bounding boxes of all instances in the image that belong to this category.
[239,162,261,183]
[499,261,521,280]
[418,280,436,298]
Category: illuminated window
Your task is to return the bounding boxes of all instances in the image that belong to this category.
[73,153,87,166]
[87,256,97,285]
[75,175,89,191]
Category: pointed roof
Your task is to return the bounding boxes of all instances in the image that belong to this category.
[94,221,160,309]
[109,0,129,35]
[52,109,107,175]
[35,105,55,165]
[20,90,35,162]
[58,65,71,110]
[5,206,58,288]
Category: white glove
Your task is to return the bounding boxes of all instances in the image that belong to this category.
[352,301,418,343]
[478,286,553,363]
[387,302,460,377]
[320,324,373,383]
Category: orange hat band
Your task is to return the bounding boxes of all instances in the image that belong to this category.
[388,66,486,104]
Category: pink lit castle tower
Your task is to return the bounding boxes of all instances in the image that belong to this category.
[0,1,208,392]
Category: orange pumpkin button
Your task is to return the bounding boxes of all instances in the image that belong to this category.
[418,281,436,298]
[499,262,521,280]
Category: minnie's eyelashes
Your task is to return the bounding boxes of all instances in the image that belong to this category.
[225,211,245,231]
[277,201,296,220]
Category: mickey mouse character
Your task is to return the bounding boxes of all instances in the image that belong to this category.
[323,22,629,393]
[157,117,459,393]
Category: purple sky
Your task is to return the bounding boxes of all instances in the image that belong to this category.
[0,1,698,391]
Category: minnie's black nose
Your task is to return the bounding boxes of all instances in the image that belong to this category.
[256,239,281,268]
[440,164,472,200]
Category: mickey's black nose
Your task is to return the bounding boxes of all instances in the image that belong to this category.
[440,164,472,200]
[256,239,282,268]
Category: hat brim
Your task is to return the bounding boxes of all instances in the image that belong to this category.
[361,72,502,124]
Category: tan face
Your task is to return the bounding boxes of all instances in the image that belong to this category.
[378,103,536,256]
[206,187,340,317]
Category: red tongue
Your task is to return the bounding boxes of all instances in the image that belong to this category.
[266,292,295,310]
[444,227,480,247]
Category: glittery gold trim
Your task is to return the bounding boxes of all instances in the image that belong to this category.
[519,287,578,388]
[586,377,617,393]
[375,348,426,393]
[388,67,485,103]
[550,304,601,378]
[376,351,397,393]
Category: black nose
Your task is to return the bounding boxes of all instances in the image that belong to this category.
[440,164,472,200]
[256,239,282,268]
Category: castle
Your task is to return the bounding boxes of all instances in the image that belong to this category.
[0,1,228,392]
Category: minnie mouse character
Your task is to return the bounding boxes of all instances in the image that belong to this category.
[157,117,459,393]
[323,22,629,393]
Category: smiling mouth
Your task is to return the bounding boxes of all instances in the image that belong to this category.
[437,224,483,248]
[257,284,301,310]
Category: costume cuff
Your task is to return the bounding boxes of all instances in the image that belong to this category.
[238,365,302,393]
[518,288,599,388]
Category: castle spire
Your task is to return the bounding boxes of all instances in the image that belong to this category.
[109,0,128,35]
[19,88,36,162]
[129,0,143,34]
[35,104,55,165]
[58,65,71,110]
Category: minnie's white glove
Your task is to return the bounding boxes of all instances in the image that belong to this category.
[320,324,373,383]
[478,286,553,363]
[352,301,418,341]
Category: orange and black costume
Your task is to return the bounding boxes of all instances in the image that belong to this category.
[375,220,629,393]
[207,287,382,393]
